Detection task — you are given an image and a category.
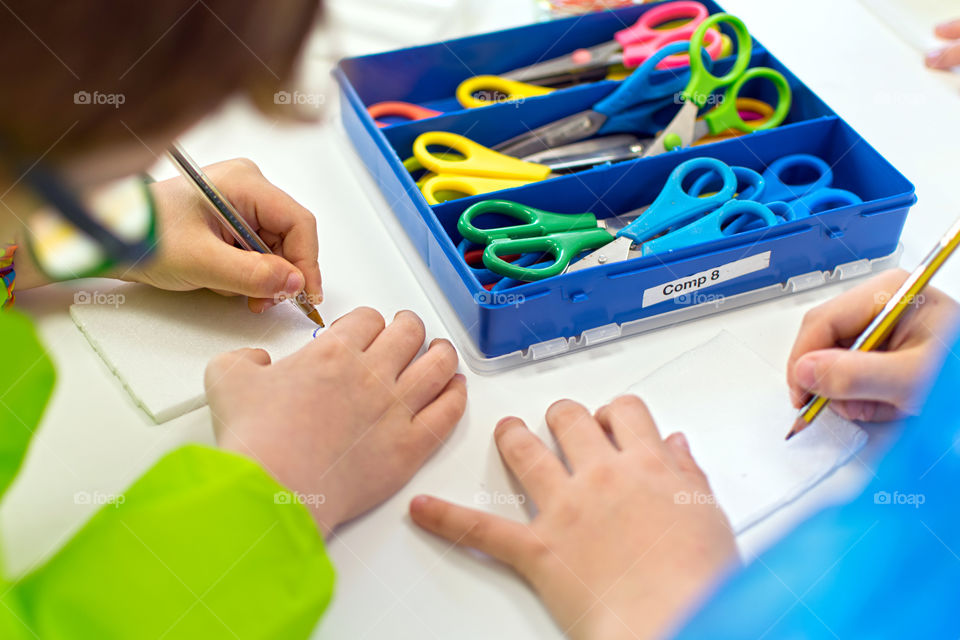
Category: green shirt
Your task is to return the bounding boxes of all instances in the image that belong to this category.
[0,309,335,638]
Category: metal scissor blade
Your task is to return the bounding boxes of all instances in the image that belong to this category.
[524,135,648,172]
[502,41,622,86]
[565,236,635,273]
[493,110,608,159]
[641,101,699,159]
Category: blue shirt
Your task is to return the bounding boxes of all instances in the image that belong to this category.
[677,337,960,639]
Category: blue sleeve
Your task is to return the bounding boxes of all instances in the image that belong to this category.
[675,336,960,639]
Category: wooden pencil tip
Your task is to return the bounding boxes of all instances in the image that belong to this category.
[785,416,807,441]
[307,309,325,328]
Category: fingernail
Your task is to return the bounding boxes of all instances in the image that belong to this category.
[926,48,945,65]
[283,272,304,296]
[496,416,518,428]
[454,373,466,383]
[795,357,817,390]
[410,495,430,510]
[671,432,690,452]
[262,301,276,312]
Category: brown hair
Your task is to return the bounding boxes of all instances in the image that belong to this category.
[0,1,320,163]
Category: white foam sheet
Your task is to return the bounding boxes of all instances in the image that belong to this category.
[70,284,314,423]
[626,331,867,534]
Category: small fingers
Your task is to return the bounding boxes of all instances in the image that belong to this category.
[366,311,426,379]
[411,374,468,447]
[410,495,537,570]
[926,42,960,69]
[594,395,660,451]
[793,347,926,413]
[324,307,386,352]
[494,417,568,504]
[398,338,460,413]
[935,18,960,40]
[545,399,614,470]
[664,432,706,477]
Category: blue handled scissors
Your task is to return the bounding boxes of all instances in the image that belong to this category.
[755,154,862,214]
[494,41,714,159]
[566,157,740,271]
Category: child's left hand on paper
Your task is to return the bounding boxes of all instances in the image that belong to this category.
[115,158,323,313]
[410,396,738,640]
[926,19,960,70]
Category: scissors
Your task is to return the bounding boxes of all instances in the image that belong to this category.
[456,76,555,108]
[642,13,792,158]
[517,97,776,172]
[494,41,714,159]
[503,1,724,87]
[457,199,647,281]
[409,132,569,204]
[367,101,443,128]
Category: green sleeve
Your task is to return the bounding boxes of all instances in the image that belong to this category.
[0,311,335,639]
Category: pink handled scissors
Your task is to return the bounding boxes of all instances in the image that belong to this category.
[503,1,723,87]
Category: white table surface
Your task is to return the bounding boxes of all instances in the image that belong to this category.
[5,1,960,637]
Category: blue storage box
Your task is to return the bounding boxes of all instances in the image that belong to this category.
[334,1,914,370]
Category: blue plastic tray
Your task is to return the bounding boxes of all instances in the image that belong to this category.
[334,1,915,367]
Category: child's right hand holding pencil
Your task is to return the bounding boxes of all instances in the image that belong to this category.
[787,269,960,423]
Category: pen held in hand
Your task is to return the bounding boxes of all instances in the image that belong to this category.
[787,215,960,440]
[166,142,323,327]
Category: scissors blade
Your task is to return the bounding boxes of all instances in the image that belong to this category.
[493,110,608,158]
[565,236,635,273]
[641,101,699,158]
[502,41,622,86]
[523,135,648,172]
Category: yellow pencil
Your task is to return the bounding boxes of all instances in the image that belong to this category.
[787,216,960,440]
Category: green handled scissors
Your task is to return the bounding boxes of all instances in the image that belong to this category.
[458,199,644,281]
[642,12,792,158]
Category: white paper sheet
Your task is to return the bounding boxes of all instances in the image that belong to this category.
[70,284,315,423]
[625,331,867,533]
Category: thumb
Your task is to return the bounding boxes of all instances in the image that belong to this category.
[793,348,918,407]
[205,348,272,388]
[189,242,305,300]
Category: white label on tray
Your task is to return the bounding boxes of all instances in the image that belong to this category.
[641,251,772,308]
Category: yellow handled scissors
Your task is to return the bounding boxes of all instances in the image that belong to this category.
[456,76,554,109]
[408,132,561,205]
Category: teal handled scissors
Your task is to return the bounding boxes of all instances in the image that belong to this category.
[457,200,650,281]
[494,41,714,159]
[642,13,793,158]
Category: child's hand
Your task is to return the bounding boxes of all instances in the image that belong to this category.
[787,270,959,422]
[205,307,467,536]
[926,19,960,70]
[410,397,738,640]
[119,158,323,313]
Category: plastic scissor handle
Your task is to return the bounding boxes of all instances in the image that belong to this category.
[624,26,723,70]
[618,157,738,244]
[683,13,752,106]
[414,132,551,181]
[701,67,793,135]
[419,174,536,205]
[482,228,615,281]
[614,1,709,62]
[367,101,442,127]
[689,165,765,201]
[458,238,541,285]
[641,199,777,255]
[458,199,599,245]
[788,188,862,218]
[456,76,554,109]
[758,154,833,203]
[594,41,714,119]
